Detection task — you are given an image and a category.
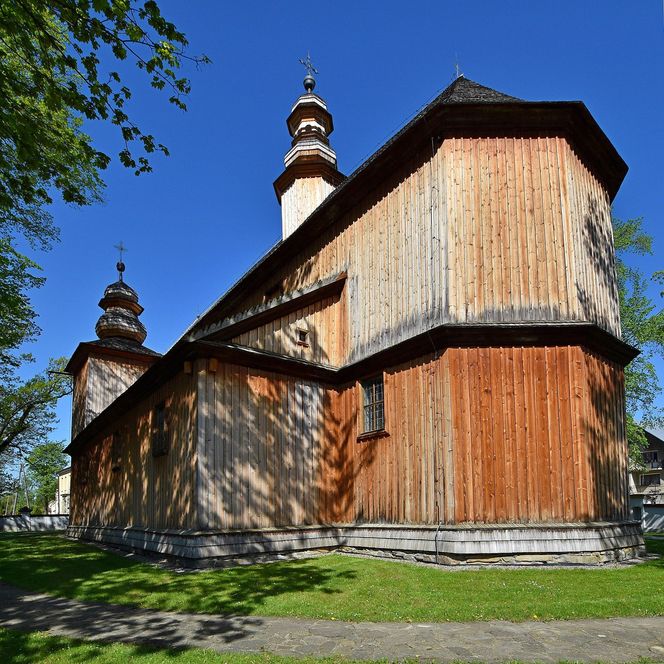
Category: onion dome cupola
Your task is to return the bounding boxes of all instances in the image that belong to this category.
[273,55,345,239]
[65,252,160,439]
[95,263,147,345]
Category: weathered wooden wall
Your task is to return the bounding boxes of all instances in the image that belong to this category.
[71,356,150,437]
[70,370,197,529]
[193,344,628,530]
[196,359,336,529]
[282,176,336,238]
[448,345,628,524]
[230,292,347,366]
[222,134,619,366]
[71,343,628,531]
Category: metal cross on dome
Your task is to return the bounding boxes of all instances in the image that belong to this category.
[299,52,318,77]
[114,241,127,281]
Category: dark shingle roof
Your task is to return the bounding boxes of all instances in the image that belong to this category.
[436,76,522,104]
[81,337,160,357]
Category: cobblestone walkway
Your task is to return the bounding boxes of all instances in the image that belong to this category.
[1,582,664,662]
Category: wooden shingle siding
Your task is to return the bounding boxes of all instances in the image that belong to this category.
[225,134,619,366]
[70,370,198,529]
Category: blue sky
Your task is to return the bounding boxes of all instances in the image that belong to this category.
[21,0,664,443]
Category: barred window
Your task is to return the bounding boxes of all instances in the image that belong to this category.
[152,401,169,457]
[361,376,385,434]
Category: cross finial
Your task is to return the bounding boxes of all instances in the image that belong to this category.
[454,54,463,80]
[299,52,318,93]
[299,52,318,77]
[114,241,127,281]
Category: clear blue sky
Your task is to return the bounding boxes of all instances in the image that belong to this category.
[23,1,664,443]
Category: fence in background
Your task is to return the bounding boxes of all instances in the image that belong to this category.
[0,515,69,532]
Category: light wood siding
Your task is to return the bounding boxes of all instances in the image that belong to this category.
[450,345,628,524]
[230,292,346,366]
[282,176,337,238]
[70,370,197,529]
[71,359,90,438]
[72,356,151,437]
[223,134,619,365]
[197,359,340,529]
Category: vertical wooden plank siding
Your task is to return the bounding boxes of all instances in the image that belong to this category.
[71,342,628,531]
[230,293,345,366]
[450,345,628,524]
[70,370,198,529]
[219,134,619,369]
[72,356,151,437]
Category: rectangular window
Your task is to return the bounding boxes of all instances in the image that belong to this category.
[111,430,122,471]
[361,376,385,434]
[152,401,168,457]
[640,474,661,486]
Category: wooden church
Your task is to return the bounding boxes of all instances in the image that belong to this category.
[65,73,643,564]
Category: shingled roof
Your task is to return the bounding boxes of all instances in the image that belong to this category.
[435,76,522,104]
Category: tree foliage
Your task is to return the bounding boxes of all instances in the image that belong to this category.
[0,2,206,473]
[0,358,72,460]
[26,441,67,513]
[0,0,207,370]
[613,217,664,465]
[0,0,208,233]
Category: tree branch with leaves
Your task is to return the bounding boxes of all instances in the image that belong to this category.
[0,358,72,459]
[613,217,664,466]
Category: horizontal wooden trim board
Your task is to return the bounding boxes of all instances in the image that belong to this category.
[67,521,644,566]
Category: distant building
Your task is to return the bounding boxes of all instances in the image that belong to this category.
[56,467,71,515]
[629,431,664,531]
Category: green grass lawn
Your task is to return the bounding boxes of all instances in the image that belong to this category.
[0,532,662,623]
[0,628,354,664]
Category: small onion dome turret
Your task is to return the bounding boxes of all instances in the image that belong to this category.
[95,278,147,345]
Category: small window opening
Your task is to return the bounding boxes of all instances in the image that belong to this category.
[152,401,169,457]
[111,430,122,472]
[361,376,385,434]
[296,328,309,347]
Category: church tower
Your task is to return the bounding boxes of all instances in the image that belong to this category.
[66,256,160,438]
[273,57,345,238]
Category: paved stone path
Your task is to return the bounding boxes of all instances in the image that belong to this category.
[1,582,664,662]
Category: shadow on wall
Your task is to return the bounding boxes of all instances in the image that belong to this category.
[72,373,197,532]
[200,319,371,535]
[576,193,620,335]
[0,516,69,533]
[586,351,630,523]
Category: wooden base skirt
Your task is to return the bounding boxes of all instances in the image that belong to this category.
[67,521,644,567]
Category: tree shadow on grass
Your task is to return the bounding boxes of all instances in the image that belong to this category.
[0,532,357,618]
[0,628,264,664]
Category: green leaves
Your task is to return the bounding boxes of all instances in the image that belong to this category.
[0,358,72,462]
[613,217,664,466]
[0,0,208,228]
[26,441,68,512]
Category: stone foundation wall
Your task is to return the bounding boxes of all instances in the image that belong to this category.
[67,521,644,566]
